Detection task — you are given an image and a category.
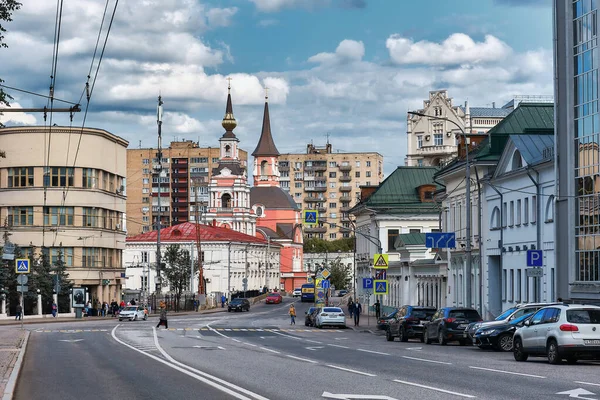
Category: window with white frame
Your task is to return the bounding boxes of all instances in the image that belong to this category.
[531,196,537,223]
[417,135,423,148]
[516,199,522,225]
[545,195,555,222]
[509,201,514,226]
[502,202,507,227]
[524,197,529,224]
[434,134,443,146]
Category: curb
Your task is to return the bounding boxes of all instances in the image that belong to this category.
[2,330,30,400]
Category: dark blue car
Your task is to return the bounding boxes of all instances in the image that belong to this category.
[474,312,533,352]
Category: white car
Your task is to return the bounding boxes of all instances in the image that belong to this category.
[119,306,147,321]
[292,288,302,297]
[315,307,346,329]
[513,304,600,364]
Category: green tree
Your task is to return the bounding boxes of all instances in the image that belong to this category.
[328,258,351,290]
[53,248,73,311]
[163,244,195,311]
[0,1,22,132]
[0,220,19,310]
[303,237,355,253]
[29,248,53,311]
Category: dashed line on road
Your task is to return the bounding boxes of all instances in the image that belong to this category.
[242,343,257,347]
[468,366,545,379]
[328,344,349,349]
[402,356,452,365]
[326,365,376,377]
[260,347,280,354]
[574,381,600,387]
[305,340,323,344]
[357,349,390,356]
[393,379,476,398]
[286,355,318,364]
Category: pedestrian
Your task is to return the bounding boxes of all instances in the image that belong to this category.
[156,302,168,329]
[131,299,137,306]
[15,304,22,321]
[51,301,58,318]
[354,299,362,327]
[194,299,199,312]
[289,304,296,325]
[221,295,226,308]
[347,298,354,319]
[110,299,119,318]
[375,300,381,319]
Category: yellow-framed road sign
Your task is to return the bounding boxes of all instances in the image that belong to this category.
[373,253,389,269]
[374,280,388,295]
[303,210,318,225]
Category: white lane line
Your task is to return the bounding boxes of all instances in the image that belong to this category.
[326,365,376,377]
[393,379,476,398]
[207,326,230,339]
[305,340,323,344]
[243,343,257,347]
[357,349,390,356]
[574,381,600,387]
[402,356,452,365]
[232,339,241,343]
[266,329,303,340]
[286,355,318,364]
[260,347,281,354]
[469,366,545,379]
[110,326,264,400]
[328,344,349,349]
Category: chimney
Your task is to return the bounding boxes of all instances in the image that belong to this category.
[360,185,379,202]
[212,219,217,227]
[492,102,496,108]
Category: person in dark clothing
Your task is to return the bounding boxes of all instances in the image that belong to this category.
[347,298,354,319]
[375,300,381,319]
[130,299,136,306]
[354,300,362,326]
[221,295,226,308]
[15,304,22,321]
[156,303,168,329]
[110,299,119,318]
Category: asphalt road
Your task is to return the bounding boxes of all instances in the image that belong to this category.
[12,296,600,400]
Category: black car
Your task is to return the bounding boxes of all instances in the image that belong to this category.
[305,307,320,326]
[386,306,437,342]
[473,312,534,351]
[337,290,349,297]
[377,309,399,330]
[228,298,250,312]
[424,307,482,345]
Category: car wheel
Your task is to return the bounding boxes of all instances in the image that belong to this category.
[424,329,432,345]
[118,318,123,322]
[386,329,394,342]
[438,329,447,345]
[497,333,513,352]
[305,322,309,326]
[566,357,578,365]
[419,335,425,343]
[228,309,231,312]
[459,340,467,346]
[547,340,561,365]
[399,326,408,342]
[513,337,528,362]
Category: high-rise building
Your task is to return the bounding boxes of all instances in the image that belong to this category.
[554,0,600,301]
[278,143,384,240]
[126,141,248,236]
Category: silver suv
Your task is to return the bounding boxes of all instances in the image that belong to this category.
[513,304,600,364]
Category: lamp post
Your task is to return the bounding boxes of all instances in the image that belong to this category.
[255,228,271,291]
[156,95,164,294]
[408,111,473,308]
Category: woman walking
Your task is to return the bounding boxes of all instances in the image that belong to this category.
[156,302,168,329]
[289,304,296,325]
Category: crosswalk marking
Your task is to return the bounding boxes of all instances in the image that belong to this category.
[32,327,344,334]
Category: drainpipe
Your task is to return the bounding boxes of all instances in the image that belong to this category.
[526,167,542,303]
[489,181,503,319]
[474,167,484,316]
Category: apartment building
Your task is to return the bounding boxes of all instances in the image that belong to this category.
[278,142,383,239]
[126,141,248,236]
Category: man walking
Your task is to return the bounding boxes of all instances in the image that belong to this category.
[347,298,354,319]
[156,302,168,329]
[289,304,296,325]
[375,300,381,319]
[221,295,226,308]
[15,304,22,321]
[51,301,58,318]
[354,299,362,327]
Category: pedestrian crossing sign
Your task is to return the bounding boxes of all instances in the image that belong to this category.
[303,210,318,225]
[15,258,30,274]
[374,280,388,295]
[373,253,389,269]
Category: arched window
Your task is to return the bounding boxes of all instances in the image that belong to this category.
[225,145,231,157]
[260,160,268,176]
[511,150,523,170]
[255,206,263,217]
[545,195,555,222]
[491,206,501,229]
[221,193,232,208]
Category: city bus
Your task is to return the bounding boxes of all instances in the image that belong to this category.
[301,283,315,302]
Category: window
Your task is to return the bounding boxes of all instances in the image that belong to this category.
[417,135,423,148]
[491,206,500,229]
[434,106,442,116]
[511,150,523,170]
[82,168,97,188]
[417,159,424,167]
[142,178,149,185]
[434,134,443,146]
[509,201,514,226]
[329,233,337,239]
[329,161,337,168]
[355,161,360,167]
[50,167,74,187]
[295,182,302,188]
[82,248,99,267]
[295,162,302,169]
[516,269,522,302]
[295,172,302,179]
[281,181,289,188]
[142,188,149,194]
[329,192,336,198]
[545,195,555,222]
[142,197,149,203]
[409,228,421,233]
[516,199,522,225]
[212,158,219,163]
[366,161,371,167]
[190,157,208,163]
[83,207,98,227]
[142,168,150,175]
[141,251,149,263]
[329,172,336,178]
[509,269,514,301]
[44,207,74,226]
[330,203,337,208]
[502,202,507,227]
[329,182,336,188]
[524,197,529,224]
[387,229,399,252]
[502,269,507,300]
[330,213,337,218]
[7,207,33,226]
[142,216,149,223]
[366,171,371,178]
[531,196,537,223]
[142,159,149,164]
[8,167,34,187]
[355,172,360,178]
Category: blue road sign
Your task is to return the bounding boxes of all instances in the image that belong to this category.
[363,278,373,289]
[317,290,325,299]
[425,232,456,249]
[321,280,330,289]
[374,280,388,295]
[15,259,30,274]
[527,250,543,267]
[303,210,318,224]
[375,270,387,280]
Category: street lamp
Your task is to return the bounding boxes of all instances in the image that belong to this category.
[407,111,473,308]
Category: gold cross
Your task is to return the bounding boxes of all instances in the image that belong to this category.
[264,86,269,100]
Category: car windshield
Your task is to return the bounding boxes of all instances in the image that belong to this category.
[124,307,137,311]
[567,309,600,323]
[268,293,280,297]
[510,312,534,325]
[384,310,398,318]
[413,309,436,319]
[230,299,243,304]
[323,308,342,313]
[495,307,518,321]
[449,309,481,320]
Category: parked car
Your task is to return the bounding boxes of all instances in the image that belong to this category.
[228,298,250,312]
[424,307,482,345]
[473,312,534,351]
[292,288,302,297]
[305,307,319,326]
[118,306,147,321]
[314,307,346,329]
[377,309,399,330]
[337,290,349,297]
[265,292,283,304]
[386,306,436,342]
[465,302,561,344]
[513,304,600,364]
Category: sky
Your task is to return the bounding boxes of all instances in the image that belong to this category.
[0,0,553,175]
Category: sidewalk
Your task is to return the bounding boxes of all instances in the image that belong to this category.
[0,329,29,400]
[345,314,384,334]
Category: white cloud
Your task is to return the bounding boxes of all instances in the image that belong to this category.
[249,0,322,12]
[308,39,365,64]
[258,19,279,27]
[386,33,512,65]
[0,103,37,125]
[206,7,238,27]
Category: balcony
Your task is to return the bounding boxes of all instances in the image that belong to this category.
[339,226,353,233]
[172,181,188,188]
[304,226,327,234]
[172,191,188,197]
[172,171,188,178]
[316,207,327,213]
[315,176,327,182]
[339,186,352,192]
[339,175,351,182]
[340,195,352,202]
[340,206,351,213]
[172,211,188,218]
[341,214,351,222]
[304,197,325,203]
[339,164,352,172]
[313,165,327,172]
[417,144,457,155]
[279,164,290,171]
[314,186,327,192]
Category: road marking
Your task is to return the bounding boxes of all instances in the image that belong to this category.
[232,339,241,343]
[306,346,325,351]
[305,340,323,344]
[334,337,349,340]
[325,365,376,377]
[556,388,597,399]
[357,349,390,356]
[469,366,545,379]
[58,339,84,343]
[260,347,280,354]
[111,325,266,400]
[402,356,452,365]
[393,379,476,398]
[243,343,257,347]
[193,345,226,350]
[322,391,397,399]
[406,347,422,351]
[287,355,318,364]
[575,382,600,387]
[328,344,349,349]
[267,329,303,340]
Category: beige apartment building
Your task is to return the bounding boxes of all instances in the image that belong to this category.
[126,140,248,236]
[0,126,127,303]
[278,142,384,239]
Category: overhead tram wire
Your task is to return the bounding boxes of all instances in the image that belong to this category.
[0,84,78,105]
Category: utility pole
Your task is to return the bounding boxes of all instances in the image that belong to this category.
[193,178,205,297]
[227,242,231,301]
[156,96,164,293]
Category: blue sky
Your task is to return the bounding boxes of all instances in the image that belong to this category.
[1,0,554,174]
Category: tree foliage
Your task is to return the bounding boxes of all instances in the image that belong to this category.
[303,237,354,253]
[0,0,22,130]
[328,258,351,290]
[163,244,196,311]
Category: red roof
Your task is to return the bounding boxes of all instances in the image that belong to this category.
[126,222,269,244]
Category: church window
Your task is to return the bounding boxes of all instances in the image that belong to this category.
[225,145,231,157]
[260,160,268,176]
[221,193,232,208]
[256,206,263,217]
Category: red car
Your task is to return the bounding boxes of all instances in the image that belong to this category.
[265,293,282,304]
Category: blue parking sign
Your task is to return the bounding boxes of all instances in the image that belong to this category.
[527,250,543,267]
[363,278,373,289]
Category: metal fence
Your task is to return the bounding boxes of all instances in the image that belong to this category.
[148,293,198,313]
